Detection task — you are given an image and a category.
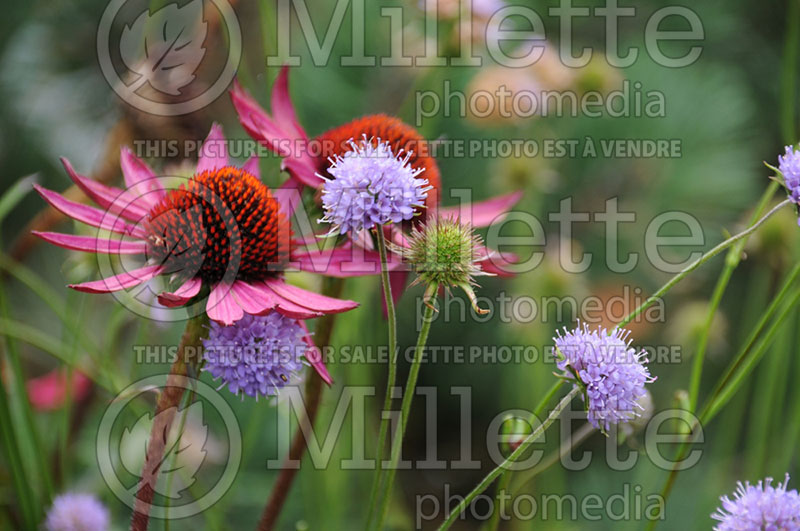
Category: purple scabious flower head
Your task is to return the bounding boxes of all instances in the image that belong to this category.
[45,492,110,531]
[553,322,654,433]
[319,136,430,235]
[778,145,800,210]
[202,313,308,399]
[713,474,800,530]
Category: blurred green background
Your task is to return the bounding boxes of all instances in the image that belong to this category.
[1,0,799,529]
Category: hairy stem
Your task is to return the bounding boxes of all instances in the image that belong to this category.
[130,314,207,531]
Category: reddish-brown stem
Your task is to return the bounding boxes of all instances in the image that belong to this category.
[130,315,206,531]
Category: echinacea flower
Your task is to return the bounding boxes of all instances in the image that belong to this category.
[553,323,654,433]
[712,474,800,530]
[778,146,800,224]
[203,312,324,396]
[231,67,522,291]
[33,124,358,326]
[45,492,110,531]
[319,136,430,235]
[27,369,91,411]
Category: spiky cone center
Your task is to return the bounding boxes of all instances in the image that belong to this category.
[145,166,291,284]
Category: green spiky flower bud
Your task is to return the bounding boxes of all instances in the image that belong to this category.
[398,217,492,314]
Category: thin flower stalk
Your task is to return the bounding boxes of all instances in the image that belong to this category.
[437,387,581,530]
[372,283,438,531]
[365,226,399,529]
[617,198,792,329]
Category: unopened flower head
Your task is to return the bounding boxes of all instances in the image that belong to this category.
[554,322,654,433]
[778,146,800,224]
[45,492,110,531]
[202,313,308,399]
[401,217,491,314]
[713,474,800,530]
[319,136,430,235]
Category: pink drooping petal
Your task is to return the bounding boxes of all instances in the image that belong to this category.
[196,123,229,174]
[206,283,244,326]
[245,280,322,319]
[62,158,151,220]
[272,186,303,218]
[298,320,332,385]
[32,231,146,255]
[438,191,523,228]
[34,184,146,238]
[157,277,203,307]
[264,279,359,314]
[230,79,321,188]
[231,79,273,143]
[475,243,518,277]
[230,281,276,315]
[292,247,403,277]
[242,156,261,180]
[271,66,308,142]
[120,147,165,202]
[27,369,91,411]
[282,156,323,188]
[69,264,164,294]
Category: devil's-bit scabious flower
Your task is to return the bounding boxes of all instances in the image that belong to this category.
[45,493,110,531]
[778,146,800,220]
[397,217,490,313]
[203,313,317,398]
[33,124,358,326]
[712,474,800,530]
[554,323,654,433]
[318,137,430,235]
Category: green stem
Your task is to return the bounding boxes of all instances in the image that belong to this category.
[646,283,800,531]
[366,227,399,529]
[687,181,780,411]
[438,387,580,530]
[510,423,596,492]
[372,284,437,531]
[781,0,800,143]
[617,198,792,329]
[486,380,564,531]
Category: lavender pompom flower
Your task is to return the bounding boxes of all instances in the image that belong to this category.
[45,492,110,531]
[712,474,800,530]
[778,145,800,206]
[202,313,309,399]
[319,136,431,235]
[554,322,654,433]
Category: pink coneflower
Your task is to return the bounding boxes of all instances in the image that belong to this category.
[26,369,91,411]
[231,67,521,292]
[33,125,359,331]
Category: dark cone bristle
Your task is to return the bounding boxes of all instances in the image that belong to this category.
[146,166,291,284]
